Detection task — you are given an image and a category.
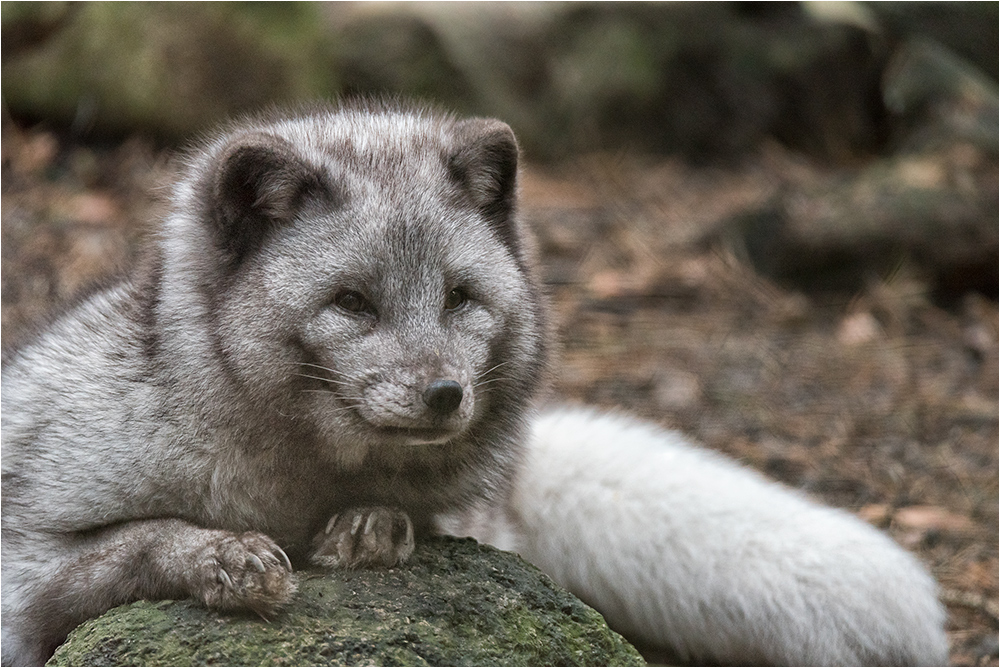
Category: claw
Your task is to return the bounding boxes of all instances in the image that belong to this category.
[350,513,363,536]
[218,568,234,589]
[249,554,265,573]
[275,546,293,572]
[324,514,339,535]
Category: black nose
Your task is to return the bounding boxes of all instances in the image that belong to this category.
[422,380,464,414]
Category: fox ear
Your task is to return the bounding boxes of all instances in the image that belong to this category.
[448,119,522,257]
[210,134,333,267]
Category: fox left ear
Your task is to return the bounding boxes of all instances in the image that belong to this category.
[448,119,522,258]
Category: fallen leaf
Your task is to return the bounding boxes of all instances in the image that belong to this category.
[67,192,121,224]
[857,503,891,524]
[893,505,974,533]
[837,311,881,346]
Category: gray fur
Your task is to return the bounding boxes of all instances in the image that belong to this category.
[1,101,547,666]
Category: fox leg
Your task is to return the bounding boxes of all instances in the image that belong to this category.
[1,518,295,666]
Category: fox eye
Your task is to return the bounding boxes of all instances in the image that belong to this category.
[444,287,467,311]
[334,290,372,315]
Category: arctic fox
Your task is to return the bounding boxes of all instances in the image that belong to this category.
[1,101,947,666]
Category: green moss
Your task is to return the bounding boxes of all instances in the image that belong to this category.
[49,537,645,667]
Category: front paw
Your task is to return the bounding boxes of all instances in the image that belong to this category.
[310,506,414,569]
[191,531,296,617]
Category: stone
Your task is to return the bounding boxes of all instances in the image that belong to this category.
[1,3,338,140]
[720,39,998,298]
[48,537,645,667]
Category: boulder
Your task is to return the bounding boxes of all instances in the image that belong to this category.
[1,2,338,140]
[47,537,645,667]
[721,39,998,298]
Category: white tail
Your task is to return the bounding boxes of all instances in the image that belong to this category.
[442,407,948,666]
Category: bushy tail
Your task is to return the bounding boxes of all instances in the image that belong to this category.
[441,407,948,666]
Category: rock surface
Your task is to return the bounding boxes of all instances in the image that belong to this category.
[47,537,645,667]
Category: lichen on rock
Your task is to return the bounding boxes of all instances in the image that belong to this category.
[48,537,645,667]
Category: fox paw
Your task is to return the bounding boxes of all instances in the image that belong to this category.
[310,506,414,569]
[192,531,296,617]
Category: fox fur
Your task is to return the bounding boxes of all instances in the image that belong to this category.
[440,407,948,665]
[1,101,947,666]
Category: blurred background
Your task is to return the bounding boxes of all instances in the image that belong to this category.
[2,2,997,665]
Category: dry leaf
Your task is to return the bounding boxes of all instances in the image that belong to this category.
[857,503,891,524]
[893,505,974,533]
[837,311,881,346]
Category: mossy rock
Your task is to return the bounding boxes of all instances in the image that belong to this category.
[48,537,645,667]
[1,2,338,140]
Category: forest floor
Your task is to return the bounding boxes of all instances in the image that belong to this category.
[2,117,997,666]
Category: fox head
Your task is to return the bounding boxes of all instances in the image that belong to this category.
[161,103,549,504]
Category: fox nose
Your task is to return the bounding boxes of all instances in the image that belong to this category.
[422,379,464,414]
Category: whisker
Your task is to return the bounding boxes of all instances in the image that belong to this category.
[478,360,512,378]
[292,373,352,387]
[299,389,365,404]
[292,362,363,390]
[474,381,489,389]
[295,394,359,415]
[298,388,365,404]
[473,376,513,389]
[297,361,341,375]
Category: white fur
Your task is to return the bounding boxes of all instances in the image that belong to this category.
[443,407,948,666]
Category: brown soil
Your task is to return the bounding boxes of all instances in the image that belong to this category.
[2,119,997,666]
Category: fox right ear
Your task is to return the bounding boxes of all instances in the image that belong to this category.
[209,134,334,268]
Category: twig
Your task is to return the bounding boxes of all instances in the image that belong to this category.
[940,588,999,620]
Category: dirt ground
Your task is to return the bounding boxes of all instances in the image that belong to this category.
[2,118,997,666]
